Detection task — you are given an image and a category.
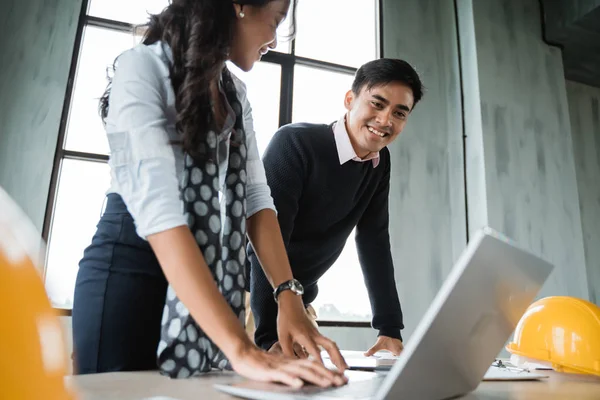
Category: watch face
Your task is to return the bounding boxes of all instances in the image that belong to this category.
[291,279,304,295]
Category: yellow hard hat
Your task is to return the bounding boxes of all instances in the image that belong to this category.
[0,187,76,399]
[506,295,600,377]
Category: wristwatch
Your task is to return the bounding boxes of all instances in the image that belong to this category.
[273,279,304,302]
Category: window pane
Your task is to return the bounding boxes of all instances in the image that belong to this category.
[65,26,137,155]
[88,0,169,24]
[88,0,292,54]
[227,61,281,157]
[44,160,111,308]
[311,229,372,322]
[294,0,377,67]
[292,66,371,322]
[292,66,354,125]
[273,16,292,54]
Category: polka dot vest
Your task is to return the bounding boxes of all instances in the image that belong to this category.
[157,66,248,378]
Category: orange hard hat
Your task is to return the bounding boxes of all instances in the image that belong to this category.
[506,295,600,377]
[0,187,76,399]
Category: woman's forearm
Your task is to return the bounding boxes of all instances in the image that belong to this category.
[246,209,295,289]
[147,225,252,359]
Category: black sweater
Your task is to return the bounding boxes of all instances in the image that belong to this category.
[247,122,404,350]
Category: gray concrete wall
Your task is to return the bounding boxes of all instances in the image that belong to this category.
[381,0,467,340]
[458,0,589,300]
[0,0,83,231]
[567,80,600,304]
[0,0,83,375]
[541,0,600,29]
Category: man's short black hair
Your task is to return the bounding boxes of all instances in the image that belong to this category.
[351,58,424,109]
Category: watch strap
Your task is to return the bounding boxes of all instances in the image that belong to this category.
[273,279,303,302]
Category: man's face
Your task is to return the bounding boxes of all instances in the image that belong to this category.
[344,82,415,158]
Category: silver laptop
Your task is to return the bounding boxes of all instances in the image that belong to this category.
[214,227,554,399]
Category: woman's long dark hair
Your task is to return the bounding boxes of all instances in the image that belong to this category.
[99,0,297,161]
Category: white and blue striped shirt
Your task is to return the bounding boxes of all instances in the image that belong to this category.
[104,41,275,239]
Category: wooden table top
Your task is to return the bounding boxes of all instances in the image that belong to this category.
[68,368,600,400]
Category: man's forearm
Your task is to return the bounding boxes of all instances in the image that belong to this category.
[356,230,404,340]
[367,265,404,341]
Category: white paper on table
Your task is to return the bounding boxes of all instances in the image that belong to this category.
[483,365,549,381]
[509,354,555,370]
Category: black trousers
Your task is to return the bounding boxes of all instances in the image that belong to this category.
[72,194,168,374]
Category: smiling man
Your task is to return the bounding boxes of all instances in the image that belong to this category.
[245,58,424,358]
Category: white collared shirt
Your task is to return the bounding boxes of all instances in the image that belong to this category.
[332,115,380,167]
[104,41,275,239]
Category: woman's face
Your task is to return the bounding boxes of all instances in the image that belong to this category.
[230,0,290,71]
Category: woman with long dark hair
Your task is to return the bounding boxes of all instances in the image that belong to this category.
[72,0,348,387]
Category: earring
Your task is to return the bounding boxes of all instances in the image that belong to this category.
[239,11,245,18]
